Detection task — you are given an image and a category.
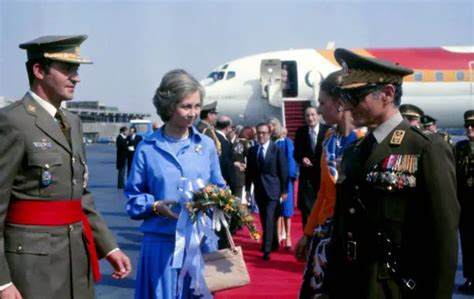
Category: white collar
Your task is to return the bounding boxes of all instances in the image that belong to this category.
[216,129,228,140]
[28,90,58,118]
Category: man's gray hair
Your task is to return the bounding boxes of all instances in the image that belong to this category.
[153,69,205,122]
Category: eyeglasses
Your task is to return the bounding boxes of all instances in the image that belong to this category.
[338,84,384,107]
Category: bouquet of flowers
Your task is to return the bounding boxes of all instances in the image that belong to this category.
[185,184,260,241]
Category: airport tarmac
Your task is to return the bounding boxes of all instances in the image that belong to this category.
[86,144,473,299]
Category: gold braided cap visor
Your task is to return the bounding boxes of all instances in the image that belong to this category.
[27,46,92,64]
[339,69,403,90]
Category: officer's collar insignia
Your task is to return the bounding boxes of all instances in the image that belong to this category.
[33,138,53,150]
[390,130,405,145]
[27,104,36,113]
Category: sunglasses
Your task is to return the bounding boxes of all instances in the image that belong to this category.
[465,123,474,128]
[338,84,385,107]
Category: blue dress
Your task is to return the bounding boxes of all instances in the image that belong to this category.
[275,137,297,217]
[125,127,225,299]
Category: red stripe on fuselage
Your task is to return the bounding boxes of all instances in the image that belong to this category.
[366,48,474,70]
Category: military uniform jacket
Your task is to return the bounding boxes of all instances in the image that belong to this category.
[454,139,474,203]
[0,94,118,299]
[329,120,459,299]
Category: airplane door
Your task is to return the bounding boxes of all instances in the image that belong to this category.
[260,59,283,107]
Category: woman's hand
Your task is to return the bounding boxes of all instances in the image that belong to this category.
[153,200,179,219]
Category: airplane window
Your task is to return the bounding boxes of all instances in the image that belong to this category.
[456,71,465,81]
[222,64,229,70]
[435,71,443,81]
[414,72,423,81]
[226,71,236,80]
[217,72,225,80]
[208,72,219,81]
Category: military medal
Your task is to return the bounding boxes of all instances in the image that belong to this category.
[41,169,52,187]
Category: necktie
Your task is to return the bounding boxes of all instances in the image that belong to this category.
[310,128,317,152]
[258,145,265,167]
[55,110,71,145]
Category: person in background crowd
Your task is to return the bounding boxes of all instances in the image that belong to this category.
[232,126,255,211]
[116,126,129,188]
[399,103,424,128]
[455,110,474,295]
[0,34,131,299]
[294,107,330,228]
[125,69,225,299]
[246,123,288,261]
[294,70,364,298]
[421,114,453,146]
[196,101,221,157]
[274,126,297,250]
[126,126,143,176]
[327,48,458,299]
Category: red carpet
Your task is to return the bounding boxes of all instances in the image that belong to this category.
[215,210,305,299]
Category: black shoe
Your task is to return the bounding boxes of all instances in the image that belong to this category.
[262,252,271,260]
[459,279,474,294]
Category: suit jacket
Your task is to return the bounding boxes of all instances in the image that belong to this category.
[245,141,288,201]
[329,120,459,299]
[127,134,143,155]
[293,124,329,184]
[216,131,235,189]
[116,134,128,169]
[0,94,118,298]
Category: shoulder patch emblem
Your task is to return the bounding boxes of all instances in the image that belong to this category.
[390,130,405,145]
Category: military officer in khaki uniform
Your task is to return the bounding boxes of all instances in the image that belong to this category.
[455,110,474,294]
[421,114,453,146]
[326,49,459,299]
[196,101,222,155]
[0,35,131,299]
[399,103,424,128]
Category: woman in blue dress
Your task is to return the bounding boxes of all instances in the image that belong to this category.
[125,69,225,299]
[274,126,297,249]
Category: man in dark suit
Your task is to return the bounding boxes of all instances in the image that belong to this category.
[327,48,459,298]
[215,115,235,190]
[455,110,474,294]
[126,126,143,176]
[293,106,329,228]
[0,35,131,299]
[116,126,128,188]
[246,123,288,260]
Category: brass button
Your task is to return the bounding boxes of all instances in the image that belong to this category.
[44,164,50,169]
[72,179,77,185]
[355,185,359,190]
[387,186,393,191]
[69,225,74,232]
[349,208,356,214]
[72,157,76,163]
[17,245,23,253]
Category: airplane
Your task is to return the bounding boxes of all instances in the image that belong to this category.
[200,46,474,135]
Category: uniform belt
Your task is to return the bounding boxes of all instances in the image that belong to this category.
[5,200,101,282]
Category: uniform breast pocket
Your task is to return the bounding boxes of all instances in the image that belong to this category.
[28,151,63,196]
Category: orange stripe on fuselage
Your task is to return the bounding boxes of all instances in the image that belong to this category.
[316,48,473,82]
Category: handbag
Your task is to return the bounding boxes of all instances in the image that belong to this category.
[203,224,251,292]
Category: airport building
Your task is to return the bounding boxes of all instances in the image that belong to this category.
[0,97,151,142]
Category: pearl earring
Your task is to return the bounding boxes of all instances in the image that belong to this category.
[337,107,342,112]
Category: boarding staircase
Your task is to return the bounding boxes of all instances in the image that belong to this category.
[282,100,310,140]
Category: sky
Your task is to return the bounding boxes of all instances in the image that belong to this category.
[1,0,473,120]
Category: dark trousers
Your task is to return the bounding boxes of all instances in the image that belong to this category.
[127,152,135,176]
[117,165,127,188]
[256,193,280,253]
[460,202,474,278]
[298,178,319,229]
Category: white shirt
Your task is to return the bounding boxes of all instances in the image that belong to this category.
[373,112,404,144]
[259,140,270,158]
[28,90,58,118]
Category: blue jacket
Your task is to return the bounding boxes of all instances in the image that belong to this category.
[125,126,225,235]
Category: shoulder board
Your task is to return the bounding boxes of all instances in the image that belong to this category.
[409,126,431,141]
